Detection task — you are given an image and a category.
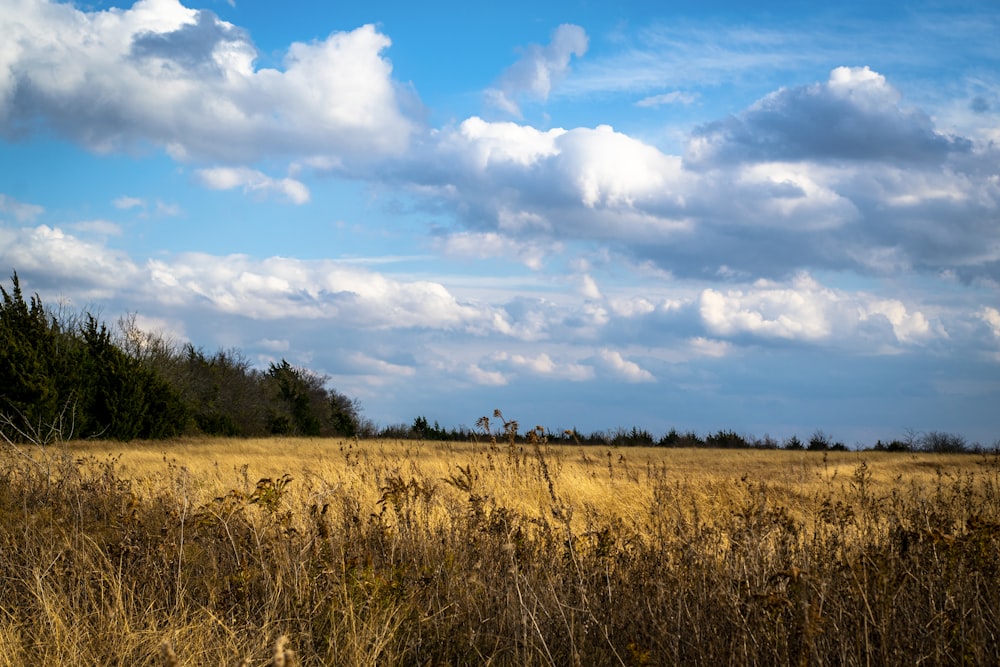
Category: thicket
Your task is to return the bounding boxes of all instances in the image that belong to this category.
[0,273,361,443]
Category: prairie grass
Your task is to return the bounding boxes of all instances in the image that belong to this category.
[1,436,998,665]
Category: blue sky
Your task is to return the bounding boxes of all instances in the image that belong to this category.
[2,0,999,445]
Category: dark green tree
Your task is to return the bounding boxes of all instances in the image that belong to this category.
[0,273,82,441]
[77,315,185,440]
[266,360,325,436]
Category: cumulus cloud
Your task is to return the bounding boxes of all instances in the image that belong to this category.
[436,231,557,270]
[700,280,834,341]
[144,253,490,327]
[409,118,689,243]
[0,0,416,163]
[697,272,942,348]
[486,24,588,117]
[594,349,655,383]
[859,299,933,344]
[0,224,141,292]
[196,167,310,204]
[577,274,601,300]
[687,336,731,358]
[393,67,999,283]
[686,67,966,167]
[980,307,1000,338]
[467,364,508,386]
[490,351,594,381]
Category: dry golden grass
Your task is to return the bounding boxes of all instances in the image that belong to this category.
[65,436,990,530]
[1,436,998,665]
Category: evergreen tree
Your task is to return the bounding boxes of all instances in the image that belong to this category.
[0,273,67,441]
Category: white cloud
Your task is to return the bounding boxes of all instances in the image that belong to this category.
[467,364,508,386]
[577,273,602,300]
[700,281,833,341]
[699,272,853,341]
[346,352,416,377]
[635,91,698,107]
[688,337,731,358]
[451,116,565,170]
[686,66,962,166]
[398,68,999,284]
[698,272,943,347]
[70,220,123,236]
[142,253,493,329]
[416,118,690,244]
[155,201,183,217]
[0,1,416,163]
[258,338,290,352]
[113,196,146,210]
[130,313,188,345]
[196,167,310,204]
[0,194,43,222]
[607,297,657,318]
[558,124,685,211]
[0,224,140,292]
[486,24,588,116]
[979,307,1000,338]
[859,299,932,344]
[595,349,655,383]
[437,231,555,270]
[492,351,594,381]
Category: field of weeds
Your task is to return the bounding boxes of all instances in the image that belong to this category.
[1,436,998,665]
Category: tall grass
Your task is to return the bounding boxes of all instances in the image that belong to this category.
[1,437,998,665]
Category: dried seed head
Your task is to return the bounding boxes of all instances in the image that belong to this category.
[159,641,179,667]
[272,635,298,667]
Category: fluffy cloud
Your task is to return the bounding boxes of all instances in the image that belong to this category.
[144,254,490,327]
[486,24,588,117]
[196,167,310,204]
[686,67,966,166]
[698,272,941,347]
[980,307,1000,338]
[490,351,594,381]
[700,277,835,341]
[594,349,655,383]
[467,364,508,386]
[0,0,416,163]
[859,299,932,344]
[0,223,141,292]
[436,231,558,270]
[410,119,689,243]
[399,68,999,282]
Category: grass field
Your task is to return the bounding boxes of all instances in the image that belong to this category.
[1,436,998,665]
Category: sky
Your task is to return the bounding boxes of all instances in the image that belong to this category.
[1,0,999,445]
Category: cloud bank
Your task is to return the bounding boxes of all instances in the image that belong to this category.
[1,0,416,164]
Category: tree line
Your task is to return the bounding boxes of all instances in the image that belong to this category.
[0,273,361,443]
[392,414,987,454]
[2,272,989,451]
